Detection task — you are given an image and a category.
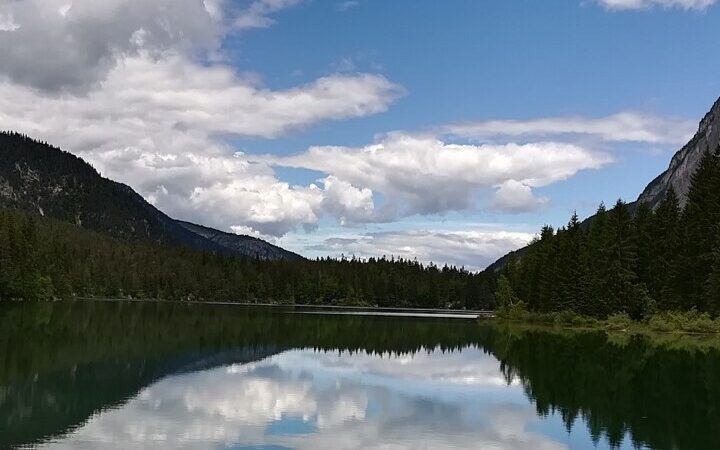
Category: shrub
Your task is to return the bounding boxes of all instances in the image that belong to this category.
[647,310,720,334]
[606,313,633,331]
[553,310,579,326]
[496,301,529,321]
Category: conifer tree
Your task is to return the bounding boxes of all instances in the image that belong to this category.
[652,187,682,309]
[704,227,720,314]
[679,147,720,309]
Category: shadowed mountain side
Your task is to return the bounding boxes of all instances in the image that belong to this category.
[177,221,302,261]
[0,132,298,260]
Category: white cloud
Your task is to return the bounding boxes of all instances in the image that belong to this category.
[595,0,716,9]
[233,0,303,29]
[266,133,611,219]
[0,52,401,236]
[0,12,20,31]
[0,0,408,238]
[0,0,225,91]
[321,176,375,226]
[492,180,549,213]
[0,0,311,92]
[35,349,569,450]
[445,112,696,145]
[0,0,691,255]
[308,229,535,270]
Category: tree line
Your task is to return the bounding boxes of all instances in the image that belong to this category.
[498,147,720,318]
[0,208,494,308]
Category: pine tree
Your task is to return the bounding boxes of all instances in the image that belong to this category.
[537,225,559,312]
[604,200,648,318]
[652,187,682,309]
[583,203,610,316]
[679,147,720,310]
[555,212,587,312]
[704,227,720,314]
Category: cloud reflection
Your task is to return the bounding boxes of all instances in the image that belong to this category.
[37,348,567,450]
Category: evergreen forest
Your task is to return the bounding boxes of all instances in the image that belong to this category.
[498,147,720,318]
[0,208,492,308]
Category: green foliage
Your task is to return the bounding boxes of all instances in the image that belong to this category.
[496,146,720,320]
[495,300,529,321]
[647,310,720,334]
[494,274,518,308]
[605,313,633,331]
[0,208,491,307]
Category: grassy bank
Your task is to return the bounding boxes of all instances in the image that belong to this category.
[493,304,720,335]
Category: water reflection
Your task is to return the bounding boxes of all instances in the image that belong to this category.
[1,301,719,450]
[34,349,572,450]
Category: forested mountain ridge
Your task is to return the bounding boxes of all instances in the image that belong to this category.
[0,132,298,260]
[0,207,487,306]
[497,145,720,318]
[485,96,720,274]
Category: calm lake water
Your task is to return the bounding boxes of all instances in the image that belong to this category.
[1,301,719,450]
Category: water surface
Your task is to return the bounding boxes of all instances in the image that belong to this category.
[1,301,718,449]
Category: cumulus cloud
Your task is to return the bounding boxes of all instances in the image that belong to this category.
[0,0,224,91]
[595,0,716,9]
[36,349,568,450]
[0,53,401,236]
[308,229,535,270]
[266,133,611,219]
[320,176,375,226]
[0,0,688,251]
[445,112,696,145]
[0,0,312,92]
[492,180,549,213]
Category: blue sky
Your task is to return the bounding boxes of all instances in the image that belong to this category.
[1,0,719,269]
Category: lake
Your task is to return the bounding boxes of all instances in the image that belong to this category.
[1,301,719,450]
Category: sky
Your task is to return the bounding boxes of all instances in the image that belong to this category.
[1,0,719,270]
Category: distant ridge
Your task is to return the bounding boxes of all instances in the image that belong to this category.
[0,132,302,261]
[177,220,302,260]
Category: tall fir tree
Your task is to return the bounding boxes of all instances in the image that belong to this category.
[678,147,720,310]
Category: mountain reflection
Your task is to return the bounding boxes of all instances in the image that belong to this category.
[1,300,719,450]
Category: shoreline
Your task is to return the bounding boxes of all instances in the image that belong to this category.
[6,297,495,319]
[489,310,720,336]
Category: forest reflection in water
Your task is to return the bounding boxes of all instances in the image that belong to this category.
[1,300,719,450]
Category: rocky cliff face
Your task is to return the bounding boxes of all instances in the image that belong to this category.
[0,132,301,261]
[637,97,720,209]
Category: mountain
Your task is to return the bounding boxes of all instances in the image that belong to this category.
[0,132,300,260]
[637,97,720,210]
[485,96,720,273]
[177,220,302,260]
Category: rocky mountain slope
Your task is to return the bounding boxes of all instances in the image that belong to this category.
[636,97,720,209]
[0,132,300,260]
[485,96,720,273]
